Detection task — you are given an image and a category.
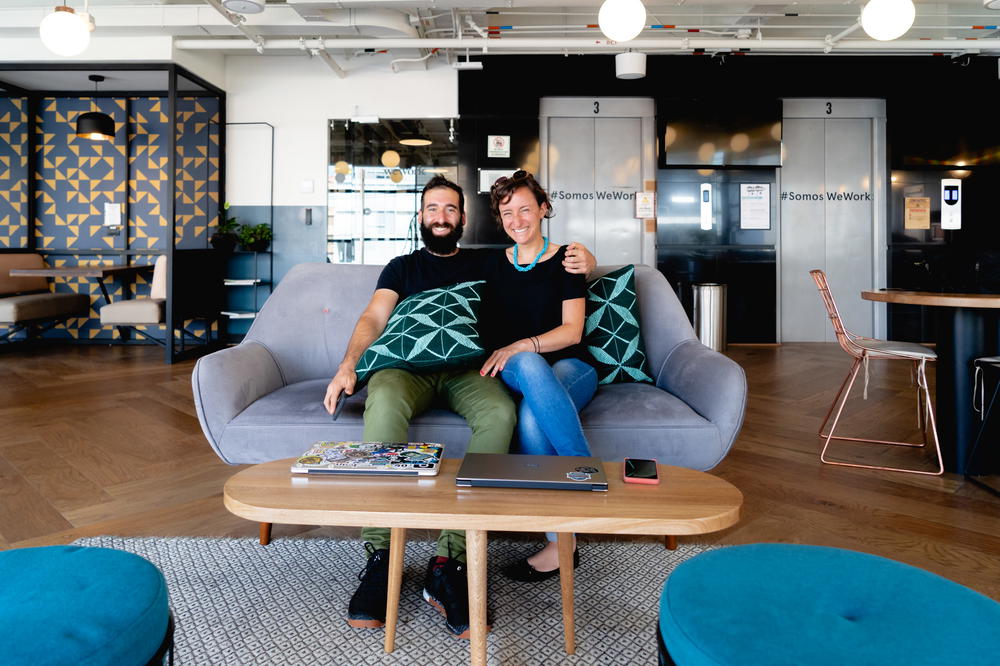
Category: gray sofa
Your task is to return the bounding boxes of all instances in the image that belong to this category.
[193,262,746,471]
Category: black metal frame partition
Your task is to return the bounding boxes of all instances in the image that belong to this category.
[0,62,226,363]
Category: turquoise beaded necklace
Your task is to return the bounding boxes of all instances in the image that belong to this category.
[512,236,549,272]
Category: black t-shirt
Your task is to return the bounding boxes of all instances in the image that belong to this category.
[481,245,587,363]
[375,247,494,300]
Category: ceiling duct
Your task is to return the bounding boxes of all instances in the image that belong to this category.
[286,2,418,38]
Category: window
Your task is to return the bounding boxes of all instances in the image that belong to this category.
[328,118,457,264]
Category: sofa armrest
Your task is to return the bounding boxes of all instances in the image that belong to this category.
[655,339,747,468]
[192,341,285,463]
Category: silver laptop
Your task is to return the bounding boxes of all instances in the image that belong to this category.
[456,453,608,491]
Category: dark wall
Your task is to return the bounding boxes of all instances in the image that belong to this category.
[457,54,1000,342]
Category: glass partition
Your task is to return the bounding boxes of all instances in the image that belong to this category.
[328,118,458,264]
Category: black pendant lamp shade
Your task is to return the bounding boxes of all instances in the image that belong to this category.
[76,74,114,142]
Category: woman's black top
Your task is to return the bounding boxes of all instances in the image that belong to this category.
[481,245,587,364]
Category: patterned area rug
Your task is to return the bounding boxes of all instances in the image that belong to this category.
[73,536,713,665]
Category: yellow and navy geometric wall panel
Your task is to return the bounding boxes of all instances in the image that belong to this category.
[1,95,222,342]
[0,97,29,248]
[35,97,128,251]
[128,97,170,249]
[175,97,220,249]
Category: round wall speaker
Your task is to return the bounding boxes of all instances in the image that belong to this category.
[222,0,265,14]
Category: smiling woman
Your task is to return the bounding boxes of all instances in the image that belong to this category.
[327,117,458,266]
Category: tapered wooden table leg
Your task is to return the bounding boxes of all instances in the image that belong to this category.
[259,522,271,545]
[384,527,407,653]
[466,529,488,666]
[664,535,677,550]
[557,532,576,655]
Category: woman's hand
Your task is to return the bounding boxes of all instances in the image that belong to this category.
[481,340,533,377]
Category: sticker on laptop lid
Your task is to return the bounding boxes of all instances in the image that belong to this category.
[574,466,599,474]
[566,471,592,481]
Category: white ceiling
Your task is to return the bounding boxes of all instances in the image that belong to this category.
[0,0,998,70]
[0,69,211,92]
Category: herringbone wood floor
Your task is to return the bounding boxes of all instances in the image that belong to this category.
[1,343,998,600]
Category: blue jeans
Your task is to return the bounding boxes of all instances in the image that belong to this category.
[501,353,597,457]
[501,353,597,542]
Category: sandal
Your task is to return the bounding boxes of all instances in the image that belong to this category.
[502,548,580,582]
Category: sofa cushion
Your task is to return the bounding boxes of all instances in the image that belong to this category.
[584,265,654,384]
[100,298,165,325]
[579,383,722,470]
[219,378,722,469]
[220,378,474,464]
[355,280,487,384]
[0,292,89,324]
[0,253,49,295]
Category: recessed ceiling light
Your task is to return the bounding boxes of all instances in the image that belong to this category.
[400,138,432,146]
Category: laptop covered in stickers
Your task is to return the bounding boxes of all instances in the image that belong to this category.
[290,441,444,476]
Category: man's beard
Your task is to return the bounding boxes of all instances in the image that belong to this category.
[420,222,464,255]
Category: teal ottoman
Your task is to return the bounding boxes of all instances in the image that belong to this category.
[0,545,172,666]
[658,543,1000,665]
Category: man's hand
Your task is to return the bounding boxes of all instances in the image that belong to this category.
[563,242,596,277]
[324,365,357,414]
[321,288,398,414]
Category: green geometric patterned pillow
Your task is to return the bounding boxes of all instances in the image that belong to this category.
[584,265,654,385]
[355,280,486,385]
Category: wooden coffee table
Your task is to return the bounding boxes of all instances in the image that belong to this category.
[224,458,742,666]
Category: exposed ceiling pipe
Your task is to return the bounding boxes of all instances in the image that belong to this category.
[824,20,862,53]
[311,47,347,78]
[390,48,440,72]
[465,14,488,39]
[174,36,1000,54]
[204,0,265,53]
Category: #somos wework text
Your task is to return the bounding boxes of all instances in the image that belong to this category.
[781,191,872,202]
[550,190,636,201]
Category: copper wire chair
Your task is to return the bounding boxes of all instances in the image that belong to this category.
[809,270,944,476]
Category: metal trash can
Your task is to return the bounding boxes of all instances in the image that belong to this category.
[693,283,727,352]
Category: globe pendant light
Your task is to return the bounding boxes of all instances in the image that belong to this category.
[598,0,647,42]
[76,75,114,142]
[860,0,916,41]
[39,4,93,57]
[380,150,401,168]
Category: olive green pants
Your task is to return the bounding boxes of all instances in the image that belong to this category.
[359,367,515,562]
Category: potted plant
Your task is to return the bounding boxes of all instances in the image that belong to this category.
[238,223,273,252]
[211,203,240,253]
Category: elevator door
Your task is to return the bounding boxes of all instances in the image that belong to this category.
[540,98,656,266]
[779,99,887,342]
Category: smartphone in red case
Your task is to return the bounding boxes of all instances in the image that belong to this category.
[623,457,659,485]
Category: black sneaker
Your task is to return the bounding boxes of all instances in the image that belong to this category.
[347,543,389,628]
[422,555,491,639]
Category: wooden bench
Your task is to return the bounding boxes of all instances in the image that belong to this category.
[0,253,90,343]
